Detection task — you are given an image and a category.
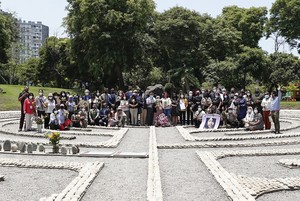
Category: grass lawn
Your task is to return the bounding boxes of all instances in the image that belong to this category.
[280,101,300,110]
[0,84,81,111]
[1,84,300,111]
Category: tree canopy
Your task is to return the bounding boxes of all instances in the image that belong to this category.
[1,0,299,92]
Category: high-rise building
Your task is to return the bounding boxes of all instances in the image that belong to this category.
[17,20,49,63]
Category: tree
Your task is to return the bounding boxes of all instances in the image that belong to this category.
[64,0,156,88]
[236,46,269,89]
[267,52,300,85]
[268,0,300,52]
[0,7,19,84]
[221,6,268,48]
[38,37,73,87]
[154,7,212,89]
[204,59,239,89]
[17,58,40,84]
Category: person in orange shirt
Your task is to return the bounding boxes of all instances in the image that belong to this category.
[23,93,36,131]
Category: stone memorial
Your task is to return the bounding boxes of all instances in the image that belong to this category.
[11,144,18,152]
[3,140,11,151]
[20,144,26,153]
[72,146,79,154]
[17,142,25,151]
[27,144,33,153]
[32,143,37,151]
[61,146,67,155]
[38,145,45,152]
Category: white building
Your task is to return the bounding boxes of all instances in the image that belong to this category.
[17,20,49,63]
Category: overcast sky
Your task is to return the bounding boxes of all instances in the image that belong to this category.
[0,0,298,55]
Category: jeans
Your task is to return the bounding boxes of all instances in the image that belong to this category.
[179,111,186,125]
[163,109,171,118]
[271,110,280,133]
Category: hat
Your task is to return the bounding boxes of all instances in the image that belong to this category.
[85,89,89,93]
[48,93,53,96]
[117,106,122,110]
[133,90,138,93]
[69,95,73,97]
[60,104,64,107]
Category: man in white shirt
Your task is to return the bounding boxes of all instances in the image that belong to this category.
[146,92,156,126]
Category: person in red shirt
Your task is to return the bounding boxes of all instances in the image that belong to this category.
[23,93,36,131]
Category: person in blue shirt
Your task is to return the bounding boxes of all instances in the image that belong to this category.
[270,85,282,134]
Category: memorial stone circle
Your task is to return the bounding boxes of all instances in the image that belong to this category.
[0,110,300,201]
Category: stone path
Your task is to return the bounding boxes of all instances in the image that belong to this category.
[0,110,300,201]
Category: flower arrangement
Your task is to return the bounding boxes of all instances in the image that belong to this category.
[45,132,60,145]
[35,117,43,125]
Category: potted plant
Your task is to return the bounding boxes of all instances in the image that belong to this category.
[45,132,60,153]
[35,117,43,133]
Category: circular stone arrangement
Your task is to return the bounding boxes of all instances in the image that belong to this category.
[0,110,300,201]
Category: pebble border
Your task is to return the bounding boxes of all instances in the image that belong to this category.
[278,159,300,169]
[175,126,195,141]
[197,149,300,200]
[0,128,128,148]
[147,126,163,201]
[158,138,300,149]
[0,120,116,137]
[0,158,104,201]
[196,151,255,201]
[184,119,298,138]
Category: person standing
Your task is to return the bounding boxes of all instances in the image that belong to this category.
[146,92,156,126]
[178,93,188,125]
[187,91,194,125]
[270,85,282,134]
[44,93,56,129]
[23,92,35,131]
[35,89,46,117]
[129,93,139,126]
[18,86,29,131]
[261,92,272,130]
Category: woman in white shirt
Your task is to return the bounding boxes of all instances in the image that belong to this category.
[261,92,272,129]
[161,92,172,121]
[44,93,56,129]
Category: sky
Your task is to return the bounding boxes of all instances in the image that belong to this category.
[0,0,298,55]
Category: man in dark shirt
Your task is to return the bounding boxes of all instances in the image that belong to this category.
[18,86,29,131]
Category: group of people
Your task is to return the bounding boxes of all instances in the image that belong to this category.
[18,84,282,133]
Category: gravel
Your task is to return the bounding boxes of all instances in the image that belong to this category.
[0,154,148,201]
[0,166,77,201]
[257,190,300,201]
[158,149,229,201]
[156,127,186,144]
[1,110,300,201]
[219,155,300,179]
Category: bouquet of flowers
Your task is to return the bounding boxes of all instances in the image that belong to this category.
[35,117,43,125]
[45,132,60,145]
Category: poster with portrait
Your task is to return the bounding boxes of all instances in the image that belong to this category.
[199,114,220,130]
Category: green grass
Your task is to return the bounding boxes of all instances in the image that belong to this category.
[280,101,300,110]
[1,84,300,111]
[0,84,81,111]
